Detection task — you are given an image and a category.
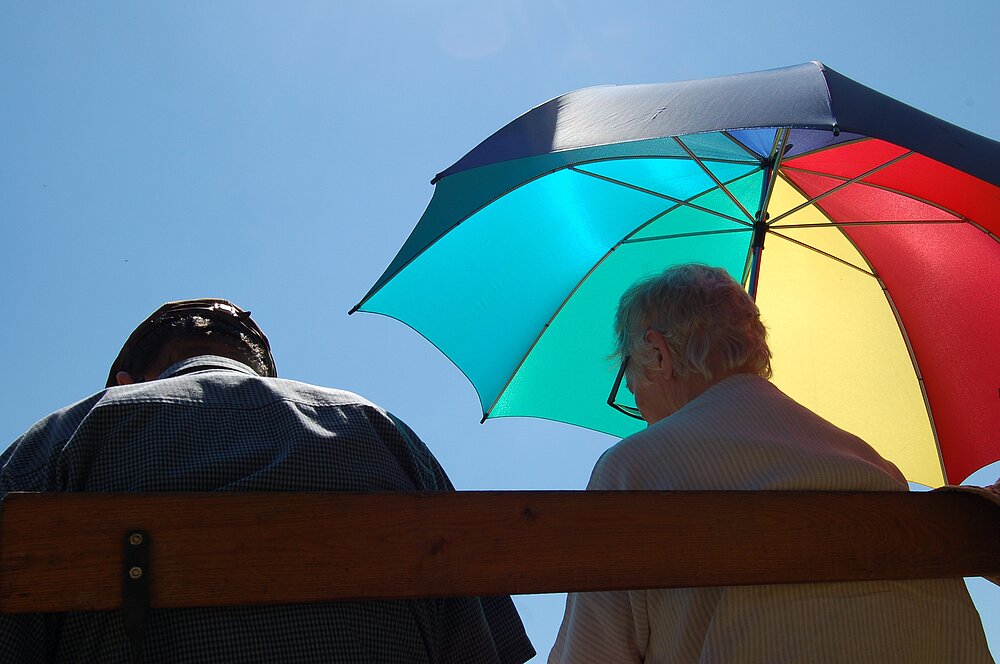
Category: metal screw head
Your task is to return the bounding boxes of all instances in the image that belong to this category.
[128,566,143,580]
[128,533,144,546]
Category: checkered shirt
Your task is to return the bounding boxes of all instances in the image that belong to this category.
[0,356,535,664]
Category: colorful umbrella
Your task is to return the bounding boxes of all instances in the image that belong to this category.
[352,62,1000,488]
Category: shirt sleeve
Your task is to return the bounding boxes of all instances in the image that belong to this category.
[1,431,60,662]
[386,412,536,663]
[385,412,456,491]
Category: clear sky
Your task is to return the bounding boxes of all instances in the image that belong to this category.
[2,1,998,659]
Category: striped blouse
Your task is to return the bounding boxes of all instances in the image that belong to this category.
[549,373,992,663]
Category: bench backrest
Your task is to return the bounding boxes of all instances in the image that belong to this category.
[2,490,998,613]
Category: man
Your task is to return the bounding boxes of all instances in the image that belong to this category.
[549,265,992,663]
[0,298,535,664]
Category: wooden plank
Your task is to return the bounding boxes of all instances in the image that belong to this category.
[1,490,998,613]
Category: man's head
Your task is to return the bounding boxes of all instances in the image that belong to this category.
[611,264,771,422]
[106,298,277,387]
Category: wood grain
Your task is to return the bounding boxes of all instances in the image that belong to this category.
[2,490,998,613]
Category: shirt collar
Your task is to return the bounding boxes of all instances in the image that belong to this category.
[158,355,260,380]
[668,372,765,418]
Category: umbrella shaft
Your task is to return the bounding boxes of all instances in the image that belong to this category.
[746,221,767,300]
[747,246,764,300]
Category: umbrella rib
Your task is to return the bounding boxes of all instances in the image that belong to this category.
[774,169,976,232]
[774,169,964,485]
[779,164,976,222]
[580,154,760,166]
[771,219,966,229]
[782,135,872,159]
[353,153,762,315]
[732,134,877,163]
[721,130,769,159]
[969,220,1000,245]
[871,274,949,483]
[480,197,723,421]
[768,151,915,225]
[674,136,757,223]
[767,172,879,277]
[622,227,752,244]
[351,165,567,312]
[772,170,947,483]
[767,230,876,278]
[568,166,754,228]
[478,259,629,422]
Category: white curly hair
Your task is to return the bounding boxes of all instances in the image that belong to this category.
[613,264,772,383]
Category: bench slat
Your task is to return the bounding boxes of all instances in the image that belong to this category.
[2,490,998,613]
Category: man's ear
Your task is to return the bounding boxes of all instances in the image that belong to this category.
[644,329,674,376]
[115,371,137,386]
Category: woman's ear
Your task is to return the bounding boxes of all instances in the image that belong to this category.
[643,329,674,377]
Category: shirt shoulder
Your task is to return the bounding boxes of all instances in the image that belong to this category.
[587,417,701,491]
[2,392,108,491]
[588,375,906,492]
[2,363,446,495]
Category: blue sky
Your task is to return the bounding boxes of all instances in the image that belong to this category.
[2,2,998,659]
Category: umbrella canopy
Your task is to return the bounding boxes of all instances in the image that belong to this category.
[352,62,1000,487]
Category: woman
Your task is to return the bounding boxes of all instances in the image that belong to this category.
[549,264,991,663]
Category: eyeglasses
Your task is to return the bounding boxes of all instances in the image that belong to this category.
[607,356,644,420]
